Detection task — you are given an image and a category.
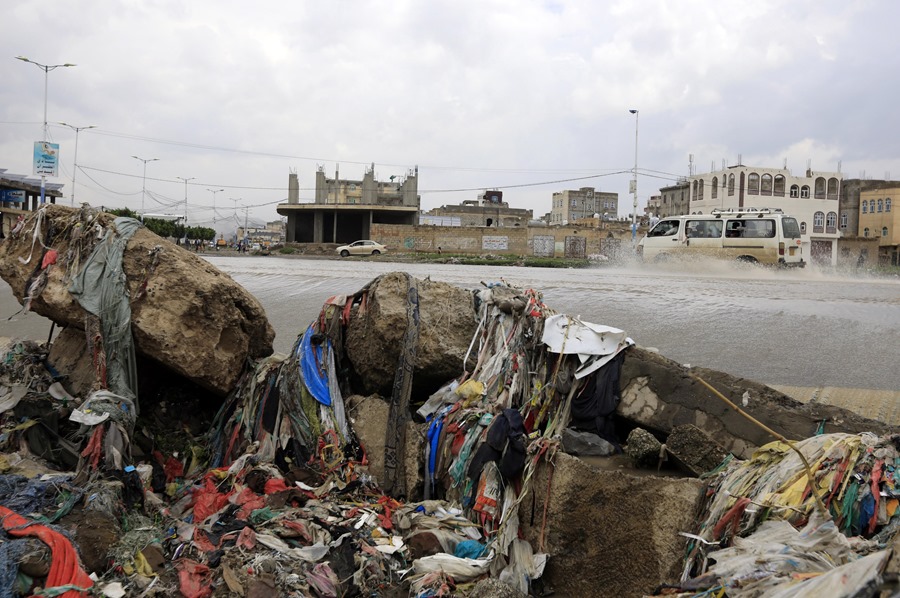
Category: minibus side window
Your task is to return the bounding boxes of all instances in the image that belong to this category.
[649,220,680,237]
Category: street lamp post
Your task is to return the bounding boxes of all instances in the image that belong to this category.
[176,176,195,242]
[629,109,639,248]
[58,122,95,206]
[16,56,76,204]
[207,188,224,224]
[132,156,159,219]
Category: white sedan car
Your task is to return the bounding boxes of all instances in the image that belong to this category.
[336,240,387,257]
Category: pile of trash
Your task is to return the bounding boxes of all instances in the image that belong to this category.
[668,432,900,596]
[0,271,642,597]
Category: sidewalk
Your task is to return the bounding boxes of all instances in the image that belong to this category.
[770,384,900,427]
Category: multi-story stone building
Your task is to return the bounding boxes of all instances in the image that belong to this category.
[278,165,419,243]
[859,186,898,266]
[548,187,617,225]
[657,180,690,218]
[422,190,532,227]
[688,165,843,265]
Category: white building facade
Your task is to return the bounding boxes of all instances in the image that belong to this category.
[688,166,843,266]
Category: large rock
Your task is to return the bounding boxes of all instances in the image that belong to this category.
[345,272,477,397]
[0,205,274,396]
[619,347,892,459]
[518,452,704,598]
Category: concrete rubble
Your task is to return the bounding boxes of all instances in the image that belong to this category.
[0,207,898,597]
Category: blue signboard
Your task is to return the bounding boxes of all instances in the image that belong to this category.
[33,141,60,177]
[1,190,26,203]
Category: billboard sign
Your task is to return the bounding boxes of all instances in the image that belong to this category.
[33,141,60,177]
[1,190,26,203]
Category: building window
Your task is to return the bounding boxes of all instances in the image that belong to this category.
[862,200,868,213]
[827,177,839,200]
[840,213,848,229]
[813,211,825,233]
[800,221,807,234]
[728,174,735,196]
[883,227,889,237]
[864,227,870,237]
[698,179,704,200]
[761,173,773,195]
[711,177,718,199]
[790,184,800,198]
[801,185,810,198]
[826,211,837,233]
[814,177,826,199]
[887,198,892,212]
[878,199,884,212]
[774,175,785,196]
[571,198,577,207]
[748,173,760,195]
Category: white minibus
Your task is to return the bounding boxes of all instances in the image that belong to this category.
[638,208,805,267]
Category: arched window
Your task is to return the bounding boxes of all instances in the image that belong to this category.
[790,184,800,198]
[692,180,698,198]
[878,199,884,212]
[698,179,704,200]
[887,198,892,212]
[774,175,785,196]
[883,227,889,237]
[863,227,870,237]
[840,213,848,229]
[827,177,839,200]
[748,173,760,195]
[800,221,807,234]
[801,185,810,198]
[728,174,735,196]
[826,212,837,232]
[814,177,826,199]
[813,211,825,232]
[862,200,868,213]
[711,177,718,199]
[761,173,773,195]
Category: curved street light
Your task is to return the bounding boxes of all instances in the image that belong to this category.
[58,122,96,206]
[16,56,76,204]
[629,109,639,248]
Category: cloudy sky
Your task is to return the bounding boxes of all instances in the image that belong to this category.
[3,1,899,233]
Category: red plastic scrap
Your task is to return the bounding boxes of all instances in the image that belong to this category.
[712,496,752,541]
[192,477,234,523]
[0,506,93,597]
[235,487,266,520]
[81,425,105,470]
[176,559,212,598]
[263,477,289,495]
[41,249,59,269]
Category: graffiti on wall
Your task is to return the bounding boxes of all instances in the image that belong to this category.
[482,235,509,250]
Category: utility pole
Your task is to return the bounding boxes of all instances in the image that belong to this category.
[207,188,224,224]
[59,122,96,206]
[629,109,639,248]
[132,156,159,218]
[176,176,195,241]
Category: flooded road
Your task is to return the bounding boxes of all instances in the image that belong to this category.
[3,255,898,391]
[206,255,900,391]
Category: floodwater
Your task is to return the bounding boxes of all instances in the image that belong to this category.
[3,256,898,391]
[204,255,900,391]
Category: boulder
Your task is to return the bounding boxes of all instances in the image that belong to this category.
[624,428,663,468]
[561,428,617,457]
[345,394,424,499]
[518,452,704,598]
[665,424,728,477]
[344,272,477,397]
[0,205,274,396]
[619,347,892,459]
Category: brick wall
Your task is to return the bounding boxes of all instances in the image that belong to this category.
[371,223,635,257]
